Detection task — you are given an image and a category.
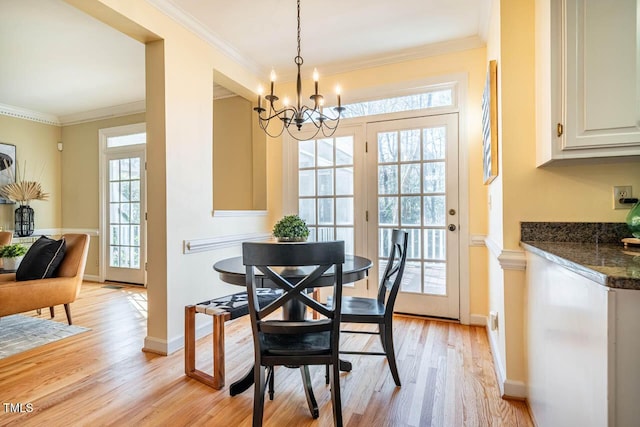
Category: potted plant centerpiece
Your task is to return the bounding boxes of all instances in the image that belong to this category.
[0,243,27,270]
[273,214,310,242]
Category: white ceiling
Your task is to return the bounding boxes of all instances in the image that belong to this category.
[0,0,490,123]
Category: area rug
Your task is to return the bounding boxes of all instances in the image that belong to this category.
[0,314,89,360]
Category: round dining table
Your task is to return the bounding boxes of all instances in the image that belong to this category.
[213,254,373,396]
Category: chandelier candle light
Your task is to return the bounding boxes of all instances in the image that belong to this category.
[254,0,345,140]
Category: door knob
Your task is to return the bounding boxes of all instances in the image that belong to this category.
[448,224,457,231]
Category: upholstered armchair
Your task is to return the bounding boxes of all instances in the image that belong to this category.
[0,234,90,325]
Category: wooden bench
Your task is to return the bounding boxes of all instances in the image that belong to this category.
[184,288,281,389]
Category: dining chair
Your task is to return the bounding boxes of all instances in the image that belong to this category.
[338,229,408,386]
[243,240,345,427]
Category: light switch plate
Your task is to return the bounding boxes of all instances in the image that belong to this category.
[613,185,633,209]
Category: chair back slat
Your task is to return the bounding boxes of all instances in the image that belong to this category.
[243,240,345,347]
[377,230,409,312]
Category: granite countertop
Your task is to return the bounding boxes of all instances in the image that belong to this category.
[520,222,640,290]
[521,241,640,289]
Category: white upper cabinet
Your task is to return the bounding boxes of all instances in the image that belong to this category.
[536,0,640,165]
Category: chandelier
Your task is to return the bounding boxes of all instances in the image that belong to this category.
[254,0,345,141]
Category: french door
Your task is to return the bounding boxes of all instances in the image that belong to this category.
[289,124,368,296]
[366,114,459,319]
[290,114,460,319]
[100,124,146,285]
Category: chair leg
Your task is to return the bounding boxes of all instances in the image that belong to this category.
[64,304,72,325]
[301,365,319,419]
[330,361,343,427]
[49,306,55,319]
[267,367,275,400]
[325,364,330,385]
[384,322,401,387]
[253,365,266,427]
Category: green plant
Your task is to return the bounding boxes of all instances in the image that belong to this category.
[0,243,27,258]
[272,215,310,241]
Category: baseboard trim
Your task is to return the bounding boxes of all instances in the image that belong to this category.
[142,336,168,356]
[469,314,487,326]
[83,274,100,282]
[486,324,527,399]
[503,379,527,400]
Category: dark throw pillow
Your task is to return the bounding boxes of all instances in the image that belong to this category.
[16,236,66,281]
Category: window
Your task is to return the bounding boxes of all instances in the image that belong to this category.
[298,136,355,254]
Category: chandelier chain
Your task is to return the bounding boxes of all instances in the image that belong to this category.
[296,0,301,62]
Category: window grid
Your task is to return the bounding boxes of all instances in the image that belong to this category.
[109,157,142,269]
[377,127,447,295]
[298,136,355,255]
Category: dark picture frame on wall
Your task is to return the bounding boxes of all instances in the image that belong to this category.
[0,143,16,204]
[482,60,498,184]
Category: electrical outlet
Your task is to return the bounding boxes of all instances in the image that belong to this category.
[613,185,633,209]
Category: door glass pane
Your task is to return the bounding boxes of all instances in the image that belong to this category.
[406,228,421,258]
[424,262,446,295]
[318,198,334,224]
[130,158,141,179]
[120,158,130,180]
[299,170,315,196]
[335,137,353,165]
[336,198,354,225]
[378,197,398,226]
[400,129,421,161]
[423,195,445,226]
[299,140,315,167]
[378,165,398,194]
[335,167,353,195]
[317,169,334,196]
[424,229,446,260]
[401,196,420,225]
[336,227,354,254]
[378,132,398,163]
[299,199,316,224]
[424,162,445,192]
[400,163,421,194]
[400,261,422,293]
[317,139,334,166]
[423,127,446,160]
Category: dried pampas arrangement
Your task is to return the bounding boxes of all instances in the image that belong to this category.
[0,160,49,204]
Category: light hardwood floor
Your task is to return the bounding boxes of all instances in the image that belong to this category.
[0,282,533,426]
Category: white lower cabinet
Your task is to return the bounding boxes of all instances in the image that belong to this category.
[526,251,640,426]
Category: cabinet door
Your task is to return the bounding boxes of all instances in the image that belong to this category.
[563,0,640,151]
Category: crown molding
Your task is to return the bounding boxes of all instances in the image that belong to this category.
[0,101,146,127]
[146,0,263,76]
[59,100,146,126]
[275,36,486,82]
[0,103,60,126]
[146,0,485,84]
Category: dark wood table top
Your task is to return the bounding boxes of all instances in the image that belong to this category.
[213,254,372,287]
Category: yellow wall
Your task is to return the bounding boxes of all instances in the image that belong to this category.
[213,96,254,210]
[485,0,640,397]
[0,115,62,233]
[266,47,489,317]
[60,113,145,276]
[67,0,269,352]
